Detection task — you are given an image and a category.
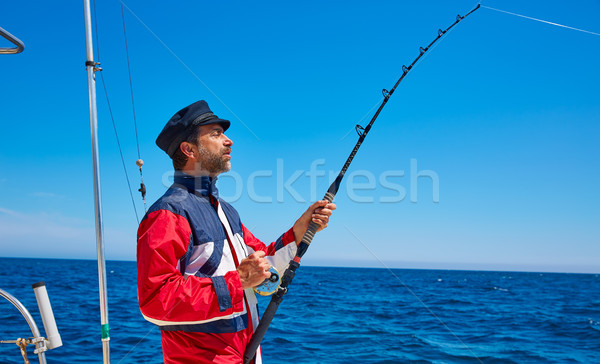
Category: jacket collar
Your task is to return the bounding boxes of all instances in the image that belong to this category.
[173,172,219,200]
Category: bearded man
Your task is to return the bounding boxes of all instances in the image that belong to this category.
[137,100,335,364]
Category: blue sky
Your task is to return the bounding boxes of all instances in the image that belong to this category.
[1,0,598,273]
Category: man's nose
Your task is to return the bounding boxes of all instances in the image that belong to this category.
[223,134,233,147]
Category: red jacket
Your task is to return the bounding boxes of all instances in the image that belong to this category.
[137,174,297,363]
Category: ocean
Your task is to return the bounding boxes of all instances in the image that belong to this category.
[0,257,599,363]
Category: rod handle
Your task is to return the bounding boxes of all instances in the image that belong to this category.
[243,294,282,364]
[296,192,335,258]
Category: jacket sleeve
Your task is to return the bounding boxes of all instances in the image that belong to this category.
[241,223,298,274]
[137,209,245,325]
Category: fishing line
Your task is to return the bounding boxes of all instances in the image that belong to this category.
[244,5,482,362]
[340,11,466,143]
[481,5,600,37]
[344,225,484,364]
[91,0,141,224]
[340,97,384,141]
[120,1,261,141]
[117,328,157,364]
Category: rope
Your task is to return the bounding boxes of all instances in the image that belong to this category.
[16,338,30,364]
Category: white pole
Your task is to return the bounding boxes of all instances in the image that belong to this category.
[83,0,110,362]
[32,282,63,350]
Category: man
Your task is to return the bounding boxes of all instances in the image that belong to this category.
[137,100,336,363]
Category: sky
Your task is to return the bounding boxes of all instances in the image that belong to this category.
[1,0,598,273]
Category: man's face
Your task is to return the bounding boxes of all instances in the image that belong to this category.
[194,124,233,176]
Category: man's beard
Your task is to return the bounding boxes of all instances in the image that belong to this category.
[197,144,231,175]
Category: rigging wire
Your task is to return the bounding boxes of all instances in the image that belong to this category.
[98,76,141,225]
[119,1,141,160]
[119,1,261,141]
[120,0,148,213]
[91,0,141,224]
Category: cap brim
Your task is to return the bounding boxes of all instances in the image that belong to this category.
[199,118,230,131]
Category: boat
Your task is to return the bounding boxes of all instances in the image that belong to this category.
[0,3,595,360]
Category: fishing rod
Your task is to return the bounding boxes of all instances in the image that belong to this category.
[243,4,480,363]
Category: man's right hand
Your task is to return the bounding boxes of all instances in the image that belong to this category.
[237,251,271,290]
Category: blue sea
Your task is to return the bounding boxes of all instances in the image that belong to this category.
[1,258,599,363]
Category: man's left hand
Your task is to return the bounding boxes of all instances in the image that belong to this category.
[293,200,337,245]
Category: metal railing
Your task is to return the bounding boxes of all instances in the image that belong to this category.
[0,26,25,54]
[0,288,47,364]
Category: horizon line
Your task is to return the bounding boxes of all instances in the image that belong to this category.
[1,255,598,275]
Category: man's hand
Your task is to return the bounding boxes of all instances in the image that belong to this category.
[293,200,337,245]
[237,251,271,290]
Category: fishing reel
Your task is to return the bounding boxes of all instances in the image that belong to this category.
[253,266,280,296]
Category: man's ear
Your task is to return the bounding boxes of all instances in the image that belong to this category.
[180,141,196,159]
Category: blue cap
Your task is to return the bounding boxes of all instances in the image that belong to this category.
[156,100,230,157]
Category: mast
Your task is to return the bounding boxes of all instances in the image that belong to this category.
[83,0,111,362]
